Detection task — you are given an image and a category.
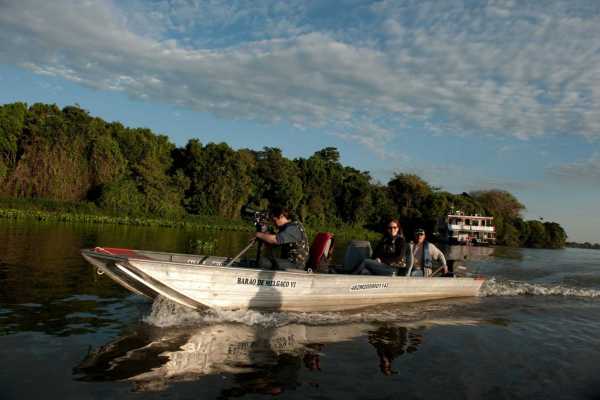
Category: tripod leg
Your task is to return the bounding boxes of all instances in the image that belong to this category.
[226,238,257,267]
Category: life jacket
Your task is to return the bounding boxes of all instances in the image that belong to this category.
[281,221,310,266]
[423,241,433,268]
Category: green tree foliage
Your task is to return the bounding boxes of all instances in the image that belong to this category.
[336,167,373,225]
[525,220,548,248]
[542,221,567,249]
[0,102,567,249]
[470,190,525,219]
[97,177,147,216]
[8,103,91,200]
[387,173,433,228]
[174,140,253,218]
[0,102,27,184]
[296,151,339,225]
[255,147,303,211]
[470,190,526,246]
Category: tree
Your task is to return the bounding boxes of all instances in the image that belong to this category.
[0,102,27,183]
[255,147,303,213]
[544,222,567,249]
[387,173,433,223]
[525,220,548,248]
[470,190,525,219]
[175,141,254,218]
[336,168,373,225]
[0,101,568,249]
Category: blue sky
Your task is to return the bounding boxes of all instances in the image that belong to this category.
[1,0,599,242]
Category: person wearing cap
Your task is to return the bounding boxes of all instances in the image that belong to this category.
[408,228,448,277]
[352,219,413,276]
[255,205,310,270]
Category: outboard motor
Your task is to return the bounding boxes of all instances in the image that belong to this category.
[341,240,373,273]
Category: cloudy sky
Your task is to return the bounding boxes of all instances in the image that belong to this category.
[1,0,599,242]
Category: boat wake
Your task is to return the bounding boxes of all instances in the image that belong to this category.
[481,278,600,298]
[142,279,600,328]
[143,296,482,328]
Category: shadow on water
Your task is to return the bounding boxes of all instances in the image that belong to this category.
[221,268,293,397]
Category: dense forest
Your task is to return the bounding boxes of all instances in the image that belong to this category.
[566,242,600,250]
[0,102,567,248]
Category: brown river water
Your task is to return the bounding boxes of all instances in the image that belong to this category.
[1,220,600,399]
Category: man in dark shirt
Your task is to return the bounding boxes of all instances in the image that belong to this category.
[255,206,309,270]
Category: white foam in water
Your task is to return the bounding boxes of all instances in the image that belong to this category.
[144,296,453,328]
[143,296,207,327]
[144,280,600,328]
[481,278,600,298]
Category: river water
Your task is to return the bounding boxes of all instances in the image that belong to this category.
[1,220,599,399]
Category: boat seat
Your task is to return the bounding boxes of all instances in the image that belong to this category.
[340,240,372,274]
[306,232,335,273]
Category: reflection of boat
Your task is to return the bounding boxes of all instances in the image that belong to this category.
[75,322,373,391]
[75,318,481,392]
[81,247,485,312]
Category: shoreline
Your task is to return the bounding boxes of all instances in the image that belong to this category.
[0,207,380,240]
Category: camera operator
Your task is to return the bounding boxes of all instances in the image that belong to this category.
[255,205,309,270]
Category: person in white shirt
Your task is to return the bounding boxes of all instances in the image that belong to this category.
[409,228,448,277]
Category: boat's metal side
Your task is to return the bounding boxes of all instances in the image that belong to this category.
[114,260,207,310]
[81,251,155,299]
[125,258,484,312]
[81,248,485,312]
[81,249,210,309]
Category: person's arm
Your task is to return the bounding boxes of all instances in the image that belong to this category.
[405,242,414,276]
[372,239,385,262]
[255,231,278,244]
[405,242,414,269]
[267,223,302,245]
[430,244,448,274]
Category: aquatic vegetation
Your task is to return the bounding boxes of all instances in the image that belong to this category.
[0,206,379,240]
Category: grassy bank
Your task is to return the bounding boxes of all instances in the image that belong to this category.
[0,198,379,240]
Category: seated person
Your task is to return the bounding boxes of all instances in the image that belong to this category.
[408,228,448,277]
[255,206,310,270]
[352,219,412,276]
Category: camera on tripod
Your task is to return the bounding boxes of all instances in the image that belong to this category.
[242,207,271,232]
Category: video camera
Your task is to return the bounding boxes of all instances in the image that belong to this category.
[242,207,271,232]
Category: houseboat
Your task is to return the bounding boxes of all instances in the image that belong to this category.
[438,210,496,246]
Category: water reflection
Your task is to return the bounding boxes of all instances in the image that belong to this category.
[368,326,423,375]
[74,322,385,393]
[73,317,486,395]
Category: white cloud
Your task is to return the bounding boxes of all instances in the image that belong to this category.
[2,0,600,154]
[546,153,600,182]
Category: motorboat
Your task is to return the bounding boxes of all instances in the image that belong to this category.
[80,242,485,312]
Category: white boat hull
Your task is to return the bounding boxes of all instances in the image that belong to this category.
[82,247,485,312]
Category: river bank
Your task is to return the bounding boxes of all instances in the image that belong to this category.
[0,197,379,240]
